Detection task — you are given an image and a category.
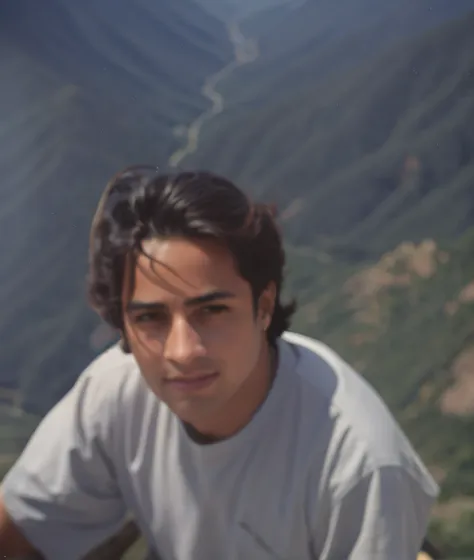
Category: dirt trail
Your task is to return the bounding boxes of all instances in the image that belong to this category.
[168,22,258,168]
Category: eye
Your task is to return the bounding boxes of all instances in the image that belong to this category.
[134,312,168,324]
[200,304,229,315]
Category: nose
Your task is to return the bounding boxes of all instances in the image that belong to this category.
[163,315,206,367]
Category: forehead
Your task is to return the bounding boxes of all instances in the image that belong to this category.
[126,237,248,301]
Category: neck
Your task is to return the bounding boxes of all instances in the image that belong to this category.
[184,341,277,444]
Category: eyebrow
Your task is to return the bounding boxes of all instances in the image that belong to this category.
[126,290,236,313]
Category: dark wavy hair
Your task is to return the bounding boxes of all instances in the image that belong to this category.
[87,165,296,351]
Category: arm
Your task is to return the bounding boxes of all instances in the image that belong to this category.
[313,465,438,560]
[0,370,128,560]
[82,519,142,560]
[0,495,44,558]
[0,504,140,560]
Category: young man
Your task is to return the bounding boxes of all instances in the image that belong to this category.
[0,166,439,559]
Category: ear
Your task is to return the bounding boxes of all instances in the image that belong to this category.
[258,282,276,331]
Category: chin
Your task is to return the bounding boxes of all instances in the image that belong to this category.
[168,394,222,423]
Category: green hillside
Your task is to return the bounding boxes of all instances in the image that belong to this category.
[283,228,474,556]
[0,400,38,480]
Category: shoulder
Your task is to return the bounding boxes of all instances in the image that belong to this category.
[281,330,396,444]
[42,343,153,438]
[280,332,439,496]
[80,342,138,385]
[75,344,167,444]
[74,343,145,407]
[4,344,156,478]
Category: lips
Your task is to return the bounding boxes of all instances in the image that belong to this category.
[165,372,219,392]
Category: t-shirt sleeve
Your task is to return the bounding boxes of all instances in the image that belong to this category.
[313,465,439,560]
[1,367,128,560]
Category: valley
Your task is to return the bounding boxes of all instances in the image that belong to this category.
[169,21,259,168]
[1,0,474,556]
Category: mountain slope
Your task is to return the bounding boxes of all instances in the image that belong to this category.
[187,11,474,255]
[1,4,474,556]
[1,0,232,125]
[0,0,232,413]
[221,0,474,107]
[284,228,474,555]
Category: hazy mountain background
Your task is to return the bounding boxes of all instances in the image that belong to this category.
[0,0,232,411]
[1,0,474,557]
[195,0,303,21]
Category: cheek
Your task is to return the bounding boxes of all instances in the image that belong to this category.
[130,347,168,400]
[208,315,262,369]
[124,314,166,350]
[125,321,166,375]
[131,342,165,377]
[200,310,253,345]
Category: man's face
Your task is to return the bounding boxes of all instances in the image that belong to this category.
[122,236,273,426]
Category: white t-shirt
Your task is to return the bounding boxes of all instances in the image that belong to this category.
[2,332,439,560]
